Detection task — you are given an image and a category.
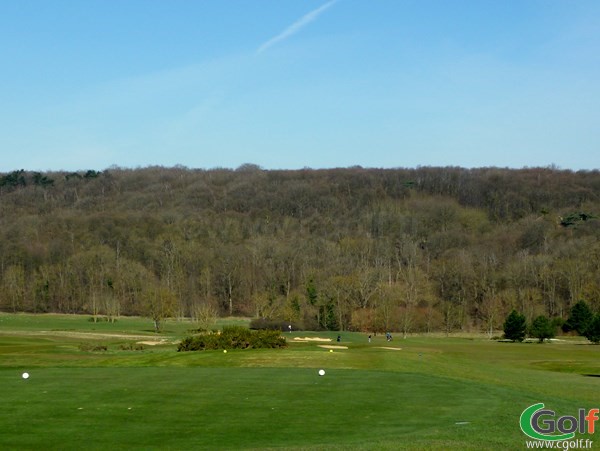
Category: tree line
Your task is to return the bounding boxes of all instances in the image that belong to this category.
[503,300,600,343]
[0,165,599,333]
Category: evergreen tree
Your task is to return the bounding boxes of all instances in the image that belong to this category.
[562,300,594,335]
[584,314,600,344]
[503,310,527,342]
[529,315,555,343]
[305,279,318,306]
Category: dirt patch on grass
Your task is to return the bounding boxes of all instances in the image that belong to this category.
[318,345,348,349]
[377,347,402,351]
[293,337,332,342]
[136,340,169,346]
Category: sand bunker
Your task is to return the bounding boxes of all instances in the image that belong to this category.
[0,330,158,340]
[136,340,168,346]
[377,347,402,351]
[293,337,332,342]
[318,345,348,349]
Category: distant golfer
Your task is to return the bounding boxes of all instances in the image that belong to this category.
[288,324,292,333]
[336,335,341,342]
[368,335,371,343]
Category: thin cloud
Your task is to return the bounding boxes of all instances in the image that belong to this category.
[257,0,338,54]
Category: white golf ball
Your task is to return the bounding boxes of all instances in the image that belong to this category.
[318,369,325,376]
[22,372,29,379]
[223,349,227,353]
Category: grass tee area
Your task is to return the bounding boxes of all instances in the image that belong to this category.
[0,313,598,450]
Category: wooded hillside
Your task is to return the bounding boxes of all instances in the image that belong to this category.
[1,165,599,333]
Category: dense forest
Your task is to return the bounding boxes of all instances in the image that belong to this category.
[1,165,599,334]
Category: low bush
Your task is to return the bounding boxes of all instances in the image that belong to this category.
[178,326,286,352]
[119,343,145,351]
[79,343,108,352]
[249,318,302,331]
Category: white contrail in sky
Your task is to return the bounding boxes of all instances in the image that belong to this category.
[257,0,338,54]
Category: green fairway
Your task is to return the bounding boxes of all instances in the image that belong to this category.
[1,314,598,450]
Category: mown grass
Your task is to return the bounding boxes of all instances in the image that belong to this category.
[0,314,598,450]
[0,312,248,334]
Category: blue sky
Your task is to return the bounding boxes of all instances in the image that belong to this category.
[1,0,599,172]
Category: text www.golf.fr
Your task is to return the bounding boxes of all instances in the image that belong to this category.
[525,439,594,449]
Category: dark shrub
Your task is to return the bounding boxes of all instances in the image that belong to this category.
[178,326,286,352]
[79,343,108,352]
[249,318,300,331]
[529,315,555,343]
[249,329,287,348]
[221,325,252,349]
[119,343,145,351]
[503,310,526,342]
[584,314,600,344]
[177,333,221,351]
[563,300,593,335]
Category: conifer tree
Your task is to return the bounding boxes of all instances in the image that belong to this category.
[529,315,555,343]
[503,310,526,342]
[562,300,593,335]
[584,315,600,344]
